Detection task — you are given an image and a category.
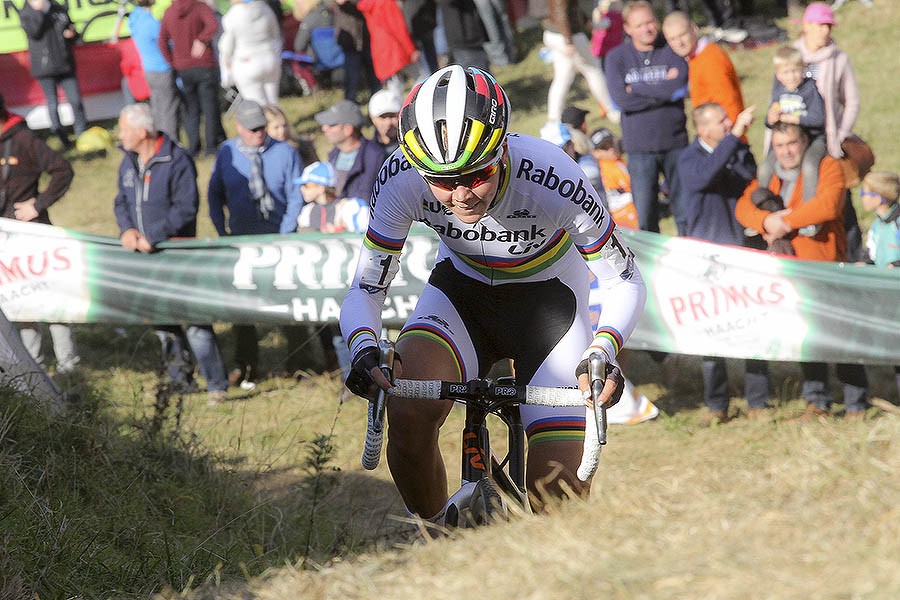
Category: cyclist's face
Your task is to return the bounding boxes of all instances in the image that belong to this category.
[427,168,502,224]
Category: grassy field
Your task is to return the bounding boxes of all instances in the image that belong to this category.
[3,1,900,598]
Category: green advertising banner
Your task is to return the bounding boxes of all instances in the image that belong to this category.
[1,219,897,364]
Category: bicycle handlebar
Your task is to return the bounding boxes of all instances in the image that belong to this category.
[360,342,610,482]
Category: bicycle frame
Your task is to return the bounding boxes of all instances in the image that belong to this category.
[460,391,529,511]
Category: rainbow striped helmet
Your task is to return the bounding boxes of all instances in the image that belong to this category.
[398,65,510,175]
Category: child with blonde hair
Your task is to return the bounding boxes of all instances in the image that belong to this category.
[758,45,827,210]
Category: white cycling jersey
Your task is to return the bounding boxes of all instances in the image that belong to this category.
[340,132,646,368]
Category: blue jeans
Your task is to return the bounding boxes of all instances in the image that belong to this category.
[628,147,686,234]
[156,325,228,392]
[37,75,87,138]
[801,362,868,413]
[702,357,770,413]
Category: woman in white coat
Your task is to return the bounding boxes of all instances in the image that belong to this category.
[219,0,283,106]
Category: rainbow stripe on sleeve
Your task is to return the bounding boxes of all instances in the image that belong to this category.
[364,229,406,254]
[347,327,379,349]
[593,326,624,356]
[575,221,615,261]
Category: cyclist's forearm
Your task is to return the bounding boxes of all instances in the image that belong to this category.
[584,268,647,361]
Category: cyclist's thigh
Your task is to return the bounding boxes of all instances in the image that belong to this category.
[392,280,479,424]
[396,278,479,382]
[520,263,593,438]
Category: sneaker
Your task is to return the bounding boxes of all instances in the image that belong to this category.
[207,390,227,406]
[239,379,257,391]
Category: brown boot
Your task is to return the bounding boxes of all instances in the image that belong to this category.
[843,410,866,422]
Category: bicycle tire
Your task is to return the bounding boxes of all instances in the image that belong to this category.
[467,477,506,527]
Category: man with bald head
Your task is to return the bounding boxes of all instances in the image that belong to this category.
[678,101,767,423]
[662,10,745,124]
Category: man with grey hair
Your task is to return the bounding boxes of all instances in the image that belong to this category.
[114,103,230,404]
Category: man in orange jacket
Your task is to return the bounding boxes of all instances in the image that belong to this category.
[662,10,744,125]
[735,121,868,420]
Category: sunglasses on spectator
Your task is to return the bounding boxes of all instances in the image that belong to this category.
[250,125,267,133]
[423,155,503,191]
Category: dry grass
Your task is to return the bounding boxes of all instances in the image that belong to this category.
[179,407,900,599]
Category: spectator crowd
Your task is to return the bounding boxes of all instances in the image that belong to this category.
[3,0,895,415]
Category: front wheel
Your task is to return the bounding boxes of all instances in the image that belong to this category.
[467,477,507,526]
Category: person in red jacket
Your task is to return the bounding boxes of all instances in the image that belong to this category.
[735,121,868,420]
[158,0,225,157]
[357,0,419,91]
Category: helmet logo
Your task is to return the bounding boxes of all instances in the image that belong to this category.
[489,98,498,125]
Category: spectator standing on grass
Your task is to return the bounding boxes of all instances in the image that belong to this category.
[400,0,439,74]
[158,0,225,157]
[678,102,772,424]
[333,0,381,103]
[605,0,689,234]
[113,103,229,404]
[218,0,283,107]
[792,2,864,261]
[315,99,384,208]
[129,0,181,141]
[368,89,403,158]
[736,122,868,420]
[591,0,624,70]
[858,170,900,401]
[661,10,745,125]
[543,0,619,125]
[208,100,304,387]
[19,0,87,148]
[356,0,420,96]
[0,92,81,374]
[437,0,491,70]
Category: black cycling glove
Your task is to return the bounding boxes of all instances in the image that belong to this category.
[345,346,380,399]
[575,357,625,408]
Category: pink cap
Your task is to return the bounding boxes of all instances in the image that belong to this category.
[802,2,835,25]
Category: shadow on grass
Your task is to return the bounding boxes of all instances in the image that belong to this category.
[0,382,404,599]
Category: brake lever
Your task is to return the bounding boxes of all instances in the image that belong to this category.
[588,352,608,446]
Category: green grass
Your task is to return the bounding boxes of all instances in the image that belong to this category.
[3,1,899,598]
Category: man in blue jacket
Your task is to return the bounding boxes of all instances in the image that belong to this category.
[315,99,384,206]
[677,101,771,424]
[114,103,229,404]
[207,100,305,387]
[604,0,689,234]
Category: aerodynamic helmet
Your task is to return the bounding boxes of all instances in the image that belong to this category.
[398,65,510,175]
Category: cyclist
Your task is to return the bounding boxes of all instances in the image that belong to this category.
[340,65,646,520]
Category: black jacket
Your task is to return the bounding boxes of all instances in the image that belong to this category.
[19,0,78,79]
[0,115,73,224]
